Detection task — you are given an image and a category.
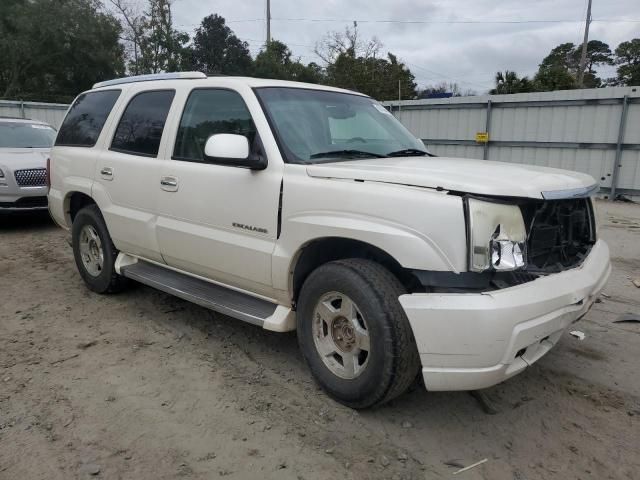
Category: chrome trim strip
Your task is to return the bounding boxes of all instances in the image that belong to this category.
[541,184,599,200]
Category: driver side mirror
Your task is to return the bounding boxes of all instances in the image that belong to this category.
[203,134,266,170]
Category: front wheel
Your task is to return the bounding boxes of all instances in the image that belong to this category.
[297,259,420,408]
[71,204,128,294]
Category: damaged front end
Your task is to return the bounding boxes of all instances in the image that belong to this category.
[411,195,597,292]
[521,198,595,273]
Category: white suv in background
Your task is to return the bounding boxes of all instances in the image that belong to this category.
[48,72,610,408]
[0,117,56,212]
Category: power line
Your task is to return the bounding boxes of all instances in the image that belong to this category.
[176,17,640,28]
[231,17,640,25]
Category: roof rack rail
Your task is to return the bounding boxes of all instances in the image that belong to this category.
[93,71,207,89]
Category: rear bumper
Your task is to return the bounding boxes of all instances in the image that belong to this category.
[399,239,611,391]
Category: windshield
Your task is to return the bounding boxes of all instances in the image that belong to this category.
[0,122,56,148]
[255,87,427,164]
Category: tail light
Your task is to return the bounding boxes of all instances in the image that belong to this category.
[46,157,51,190]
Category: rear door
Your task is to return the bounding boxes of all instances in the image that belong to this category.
[92,89,175,262]
[155,87,283,298]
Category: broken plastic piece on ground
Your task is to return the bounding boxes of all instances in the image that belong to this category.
[632,278,640,288]
[613,313,640,323]
[469,390,499,415]
[453,458,488,475]
[569,330,586,340]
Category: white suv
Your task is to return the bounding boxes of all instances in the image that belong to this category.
[48,72,610,408]
[0,117,56,211]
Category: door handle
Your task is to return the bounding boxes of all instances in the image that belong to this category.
[100,167,113,180]
[160,176,178,191]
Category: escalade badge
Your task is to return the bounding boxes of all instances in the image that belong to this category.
[232,222,268,234]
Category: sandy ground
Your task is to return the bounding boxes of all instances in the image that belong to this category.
[0,199,639,480]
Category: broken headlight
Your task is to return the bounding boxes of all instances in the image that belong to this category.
[467,198,527,272]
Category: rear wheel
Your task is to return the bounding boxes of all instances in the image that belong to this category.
[297,259,420,408]
[72,204,128,293]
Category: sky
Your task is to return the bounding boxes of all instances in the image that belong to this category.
[170,0,639,93]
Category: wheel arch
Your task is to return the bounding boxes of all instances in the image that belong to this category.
[65,191,97,226]
[290,237,422,305]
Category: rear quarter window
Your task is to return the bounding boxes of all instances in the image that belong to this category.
[55,90,121,147]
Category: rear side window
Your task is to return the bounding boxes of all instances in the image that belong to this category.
[111,90,175,157]
[173,89,256,162]
[55,90,121,147]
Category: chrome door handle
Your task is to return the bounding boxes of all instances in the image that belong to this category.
[160,176,178,191]
[100,167,113,181]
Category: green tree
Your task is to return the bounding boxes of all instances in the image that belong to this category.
[190,14,252,75]
[534,42,578,91]
[573,40,614,87]
[0,0,124,102]
[317,23,416,100]
[613,39,640,86]
[533,40,613,91]
[490,70,535,94]
[253,40,324,83]
[138,0,191,74]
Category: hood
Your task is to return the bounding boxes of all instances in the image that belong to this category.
[306,156,598,199]
[0,148,50,170]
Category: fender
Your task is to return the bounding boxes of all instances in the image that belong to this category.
[272,210,460,293]
[272,166,469,293]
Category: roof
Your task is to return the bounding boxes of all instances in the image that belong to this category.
[91,72,366,97]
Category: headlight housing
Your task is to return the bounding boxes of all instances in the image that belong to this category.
[0,168,4,178]
[467,198,527,272]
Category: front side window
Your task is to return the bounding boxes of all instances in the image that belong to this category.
[173,89,257,162]
[0,122,56,148]
[255,87,427,164]
[111,90,175,157]
[55,90,121,147]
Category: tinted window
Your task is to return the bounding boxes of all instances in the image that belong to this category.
[173,89,256,162]
[111,90,175,157]
[55,90,121,147]
[0,122,56,148]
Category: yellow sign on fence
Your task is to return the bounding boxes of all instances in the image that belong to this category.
[475,132,489,143]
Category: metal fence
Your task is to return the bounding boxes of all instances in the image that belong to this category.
[0,100,69,128]
[384,86,640,199]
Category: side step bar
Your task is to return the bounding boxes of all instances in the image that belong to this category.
[118,257,294,331]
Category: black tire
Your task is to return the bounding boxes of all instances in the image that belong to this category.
[71,204,128,294]
[297,259,420,409]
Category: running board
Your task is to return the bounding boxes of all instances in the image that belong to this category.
[118,256,295,332]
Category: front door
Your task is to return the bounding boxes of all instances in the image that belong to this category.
[155,88,282,298]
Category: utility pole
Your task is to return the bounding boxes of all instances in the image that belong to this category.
[266,0,271,46]
[577,0,592,88]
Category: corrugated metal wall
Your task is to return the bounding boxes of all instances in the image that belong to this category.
[385,87,640,197]
[0,100,69,128]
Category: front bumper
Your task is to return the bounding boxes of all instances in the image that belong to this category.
[0,190,49,211]
[399,239,611,391]
[0,172,48,211]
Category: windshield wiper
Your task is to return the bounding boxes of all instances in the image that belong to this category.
[386,148,430,157]
[309,149,387,160]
